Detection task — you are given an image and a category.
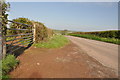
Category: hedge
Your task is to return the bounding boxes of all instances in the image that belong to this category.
[69,30,120,39]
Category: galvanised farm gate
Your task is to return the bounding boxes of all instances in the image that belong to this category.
[0,20,34,59]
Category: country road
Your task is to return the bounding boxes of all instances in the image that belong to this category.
[10,35,117,78]
[66,36,118,74]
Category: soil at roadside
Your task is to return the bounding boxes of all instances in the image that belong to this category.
[10,42,117,78]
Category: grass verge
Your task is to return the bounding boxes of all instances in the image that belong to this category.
[2,54,19,79]
[69,34,120,44]
[33,35,69,48]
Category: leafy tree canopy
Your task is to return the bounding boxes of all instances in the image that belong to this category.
[0,0,10,35]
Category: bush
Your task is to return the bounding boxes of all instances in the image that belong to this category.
[8,18,33,35]
[2,54,19,77]
[33,21,53,43]
[7,17,53,44]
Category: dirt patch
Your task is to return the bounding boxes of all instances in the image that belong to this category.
[10,42,117,78]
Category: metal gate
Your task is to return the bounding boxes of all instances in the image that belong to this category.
[0,20,34,58]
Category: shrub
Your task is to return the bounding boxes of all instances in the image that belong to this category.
[8,18,33,35]
[32,21,53,43]
[2,54,19,76]
[7,17,53,44]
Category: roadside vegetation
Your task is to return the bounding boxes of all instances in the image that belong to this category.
[33,35,69,48]
[3,17,53,78]
[2,54,19,79]
[69,30,120,44]
[53,29,74,35]
[1,0,53,79]
[70,30,119,38]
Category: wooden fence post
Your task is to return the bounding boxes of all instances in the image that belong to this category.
[33,23,36,43]
[2,34,6,58]
[0,24,2,60]
[0,2,2,60]
[0,3,2,79]
[0,26,2,80]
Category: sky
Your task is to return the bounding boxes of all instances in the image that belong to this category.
[7,0,120,2]
[8,2,118,32]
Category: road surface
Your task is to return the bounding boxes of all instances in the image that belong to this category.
[67,36,118,74]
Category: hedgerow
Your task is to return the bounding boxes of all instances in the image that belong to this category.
[7,18,53,43]
[69,30,120,39]
[69,33,120,44]
[32,21,53,43]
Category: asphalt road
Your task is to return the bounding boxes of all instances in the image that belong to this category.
[67,36,118,74]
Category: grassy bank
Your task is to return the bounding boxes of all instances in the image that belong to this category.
[69,34,119,44]
[33,35,69,48]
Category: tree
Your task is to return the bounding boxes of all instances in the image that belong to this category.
[61,29,68,35]
[0,0,10,35]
